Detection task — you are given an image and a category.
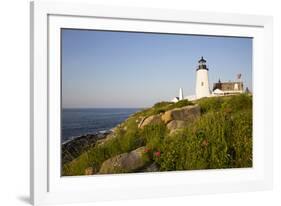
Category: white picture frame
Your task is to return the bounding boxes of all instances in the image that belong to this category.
[30,1,273,205]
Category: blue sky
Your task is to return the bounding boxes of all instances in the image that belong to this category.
[62,29,252,108]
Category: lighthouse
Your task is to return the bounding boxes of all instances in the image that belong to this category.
[196,56,210,99]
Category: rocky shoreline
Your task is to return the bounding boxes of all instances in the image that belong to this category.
[62,131,111,165]
[63,104,201,175]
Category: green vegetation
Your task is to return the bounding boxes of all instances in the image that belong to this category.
[142,123,167,150]
[155,94,252,170]
[134,99,193,118]
[63,94,252,176]
[156,110,252,170]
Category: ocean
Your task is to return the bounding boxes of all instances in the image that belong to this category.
[62,108,140,142]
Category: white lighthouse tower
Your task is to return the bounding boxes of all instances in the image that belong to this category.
[196,56,210,99]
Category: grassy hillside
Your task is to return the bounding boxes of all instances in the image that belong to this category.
[63,94,252,176]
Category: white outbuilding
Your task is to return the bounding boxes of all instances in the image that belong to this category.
[171,88,184,102]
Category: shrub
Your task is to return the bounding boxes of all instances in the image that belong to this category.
[221,94,252,113]
[153,101,172,108]
[135,99,193,117]
[171,99,193,109]
[141,122,167,150]
[154,97,252,171]
[156,111,231,171]
[196,97,224,113]
[226,109,252,167]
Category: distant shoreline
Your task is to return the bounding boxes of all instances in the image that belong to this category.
[62,108,141,143]
[62,129,113,145]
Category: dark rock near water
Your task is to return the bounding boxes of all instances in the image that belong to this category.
[96,132,118,146]
[62,132,110,165]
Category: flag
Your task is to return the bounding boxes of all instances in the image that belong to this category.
[237,73,242,79]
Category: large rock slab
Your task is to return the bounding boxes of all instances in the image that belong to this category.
[62,132,109,165]
[99,147,151,174]
[166,120,186,134]
[161,105,200,124]
[138,114,162,129]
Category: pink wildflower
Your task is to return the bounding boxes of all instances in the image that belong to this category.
[154,151,161,157]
